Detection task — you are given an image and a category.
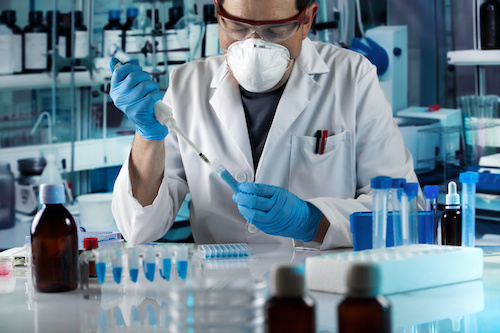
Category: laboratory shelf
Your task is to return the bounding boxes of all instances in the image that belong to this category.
[0,71,108,90]
[0,135,133,177]
[447,49,500,66]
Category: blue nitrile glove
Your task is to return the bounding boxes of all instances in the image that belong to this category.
[109,58,168,140]
[232,183,322,242]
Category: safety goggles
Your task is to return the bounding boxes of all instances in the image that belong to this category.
[213,0,306,43]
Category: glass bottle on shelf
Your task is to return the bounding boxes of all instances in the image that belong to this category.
[72,11,89,59]
[102,9,122,58]
[122,7,138,52]
[1,10,22,73]
[480,0,500,49]
[23,11,49,73]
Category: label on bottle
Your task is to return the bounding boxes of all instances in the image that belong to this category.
[58,35,67,58]
[125,30,140,53]
[0,34,14,74]
[24,32,48,70]
[74,30,89,58]
[103,30,122,57]
[13,34,22,72]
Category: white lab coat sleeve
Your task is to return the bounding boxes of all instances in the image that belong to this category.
[304,65,420,251]
[112,153,176,245]
[111,85,189,245]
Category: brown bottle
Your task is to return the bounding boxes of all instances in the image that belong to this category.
[337,265,391,333]
[441,181,462,246]
[31,183,78,292]
[265,264,316,333]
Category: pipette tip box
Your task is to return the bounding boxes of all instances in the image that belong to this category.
[305,244,483,296]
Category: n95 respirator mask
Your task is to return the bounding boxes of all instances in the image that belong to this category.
[225,39,292,93]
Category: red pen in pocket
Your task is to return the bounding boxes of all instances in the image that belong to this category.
[320,130,328,154]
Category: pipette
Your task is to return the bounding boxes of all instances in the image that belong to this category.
[110,59,239,192]
[459,172,479,247]
[370,176,392,250]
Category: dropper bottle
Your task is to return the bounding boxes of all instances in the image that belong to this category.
[441,181,461,246]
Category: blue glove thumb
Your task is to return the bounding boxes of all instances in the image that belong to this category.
[232,183,322,242]
[109,57,168,141]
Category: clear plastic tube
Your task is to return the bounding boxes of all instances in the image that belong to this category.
[371,176,392,250]
[424,185,439,244]
[460,172,479,247]
[404,183,419,245]
[391,179,406,247]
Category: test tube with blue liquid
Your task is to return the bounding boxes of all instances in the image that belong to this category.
[423,185,439,244]
[391,178,406,247]
[460,172,479,247]
[371,176,392,250]
[403,183,419,245]
[159,245,173,281]
[111,248,123,284]
[176,245,189,280]
[95,249,109,285]
[142,247,157,282]
[126,247,139,283]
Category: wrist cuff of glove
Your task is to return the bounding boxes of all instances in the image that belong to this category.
[136,123,169,141]
[298,203,322,243]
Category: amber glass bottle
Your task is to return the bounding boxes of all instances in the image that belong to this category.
[441,181,462,246]
[265,264,316,333]
[337,266,391,333]
[31,183,78,292]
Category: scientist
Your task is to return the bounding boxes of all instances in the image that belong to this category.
[110,0,420,249]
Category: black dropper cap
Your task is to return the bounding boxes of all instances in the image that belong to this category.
[29,11,44,25]
[1,10,17,25]
[203,4,216,23]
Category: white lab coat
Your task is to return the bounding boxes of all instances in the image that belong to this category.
[112,38,420,250]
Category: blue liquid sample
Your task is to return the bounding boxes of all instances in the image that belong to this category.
[129,268,139,283]
[113,267,122,284]
[219,169,239,192]
[96,262,106,285]
[145,263,156,282]
[161,258,172,281]
[177,260,188,280]
[114,307,125,327]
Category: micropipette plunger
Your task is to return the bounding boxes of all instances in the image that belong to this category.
[110,59,239,192]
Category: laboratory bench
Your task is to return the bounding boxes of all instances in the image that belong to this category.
[1,242,500,333]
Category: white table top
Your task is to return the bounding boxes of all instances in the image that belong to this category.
[1,243,500,333]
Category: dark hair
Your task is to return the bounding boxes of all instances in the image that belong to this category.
[216,0,311,12]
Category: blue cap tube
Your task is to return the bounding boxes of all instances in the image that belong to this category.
[401,183,419,245]
[423,185,439,244]
[460,172,479,247]
[371,176,392,250]
[391,179,406,247]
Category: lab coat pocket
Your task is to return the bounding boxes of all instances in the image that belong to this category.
[289,130,354,199]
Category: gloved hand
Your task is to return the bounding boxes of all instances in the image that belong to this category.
[232,183,322,242]
[109,58,168,140]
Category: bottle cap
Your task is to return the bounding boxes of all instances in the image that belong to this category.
[423,185,439,199]
[346,264,381,296]
[459,171,479,184]
[371,176,392,190]
[445,181,460,206]
[403,183,419,198]
[271,264,305,297]
[126,7,138,18]
[83,238,99,250]
[1,10,16,24]
[108,10,120,20]
[391,178,406,189]
[29,11,43,25]
[39,183,66,204]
